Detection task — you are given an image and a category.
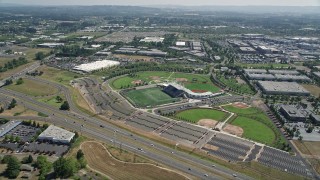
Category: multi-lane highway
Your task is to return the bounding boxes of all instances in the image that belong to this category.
[0,82,252,180]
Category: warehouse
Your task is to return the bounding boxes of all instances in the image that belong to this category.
[279,105,310,122]
[37,43,65,48]
[38,125,75,144]
[246,73,276,80]
[140,37,164,43]
[137,50,167,57]
[73,60,120,73]
[313,72,320,79]
[273,74,311,82]
[268,70,300,75]
[243,69,267,74]
[239,47,257,54]
[257,81,310,96]
[310,114,320,125]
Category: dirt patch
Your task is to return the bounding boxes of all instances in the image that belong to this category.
[150,76,161,80]
[81,141,188,180]
[232,102,249,109]
[203,144,219,151]
[236,77,246,84]
[131,80,143,85]
[176,78,188,82]
[191,89,208,93]
[198,119,218,128]
[223,124,244,137]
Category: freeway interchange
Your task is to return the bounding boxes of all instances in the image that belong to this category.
[0,75,251,180]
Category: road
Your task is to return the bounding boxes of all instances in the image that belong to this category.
[0,87,251,180]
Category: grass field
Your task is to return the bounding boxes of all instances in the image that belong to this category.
[6,78,59,97]
[223,105,286,147]
[175,108,228,123]
[125,87,179,107]
[81,141,188,180]
[111,71,220,93]
[37,95,64,108]
[301,84,320,97]
[217,76,255,95]
[231,116,275,144]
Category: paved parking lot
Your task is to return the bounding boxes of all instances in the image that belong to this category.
[203,133,254,162]
[5,124,39,142]
[258,146,312,177]
[23,142,69,157]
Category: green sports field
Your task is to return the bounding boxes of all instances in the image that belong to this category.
[124,87,179,107]
[111,71,220,93]
[231,116,275,145]
[223,105,286,147]
[174,108,228,123]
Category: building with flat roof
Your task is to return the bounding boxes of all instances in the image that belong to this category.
[0,121,21,137]
[137,50,167,57]
[239,47,256,54]
[274,74,311,82]
[73,60,120,73]
[313,72,320,79]
[268,70,300,75]
[246,73,276,81]
[279,105,310,122]
[140,37,164,43]
[176,41,186,46]
[257,81,310,96]
[310,114,320,125]
[37,43,65,48]
[38,125,75,144]
[244,69,268,74]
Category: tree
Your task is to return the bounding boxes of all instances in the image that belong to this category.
[60,101,70,111]
[8,99,17,110]
[55,96,63,103]
[76,150,84,160]
[22,155,33,164]
[298,136,303,141]
[53,157,79,178]
[15,136,20,143]
[16,78,24,85]
[4,156,21,179]
[0,107,4,113]
[35,52,46,60]
[35,156,52,178]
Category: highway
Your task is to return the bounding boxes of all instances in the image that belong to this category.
[0,85,252,180]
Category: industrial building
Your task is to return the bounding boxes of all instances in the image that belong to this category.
[239,47,257,54]
[0,121,21,137]
[38,125,75,144]
[313,72,320,79]
[37,43,65,48]
[73,60,120,73]
[279,105,311,122]
[246,73,276,81]
[137,50,167,57]
[140,37,164,43]
[244,69,267,74]
[257,81,310,96]
[268,70,300,75]
[310,114,320,125]
[273,74,311,82]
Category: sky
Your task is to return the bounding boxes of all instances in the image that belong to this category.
[1,0,320,6]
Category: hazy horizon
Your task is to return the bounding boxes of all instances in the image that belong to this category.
[1,0,320,6]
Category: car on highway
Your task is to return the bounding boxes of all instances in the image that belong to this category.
[204,174,208,177]
[100,125,104,128]
[232,174,237,177]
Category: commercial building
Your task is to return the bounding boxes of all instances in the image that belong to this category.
[38,125,75,144]
[268,70,300,75]
[140,37,164,43]
[239,47,257,54]
[244,69,268,74]
[313,72,320,79]
[310,114,320,125]
[273,74,311,82]
[73,60,120,73]
[279,105,310,122]
[137,50,167,57]
[176,41,186,46]
[246,73,276,81]
[0,121,21,137]
[37,43,65,48]
[257,81,310,96]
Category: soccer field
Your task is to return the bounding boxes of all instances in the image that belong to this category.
[124,87,179,107]
[175,108,228,123]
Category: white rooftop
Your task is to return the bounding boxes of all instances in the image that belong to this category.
[38,125,75,142]
[73,60,120,73]
[176,41,186,46]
